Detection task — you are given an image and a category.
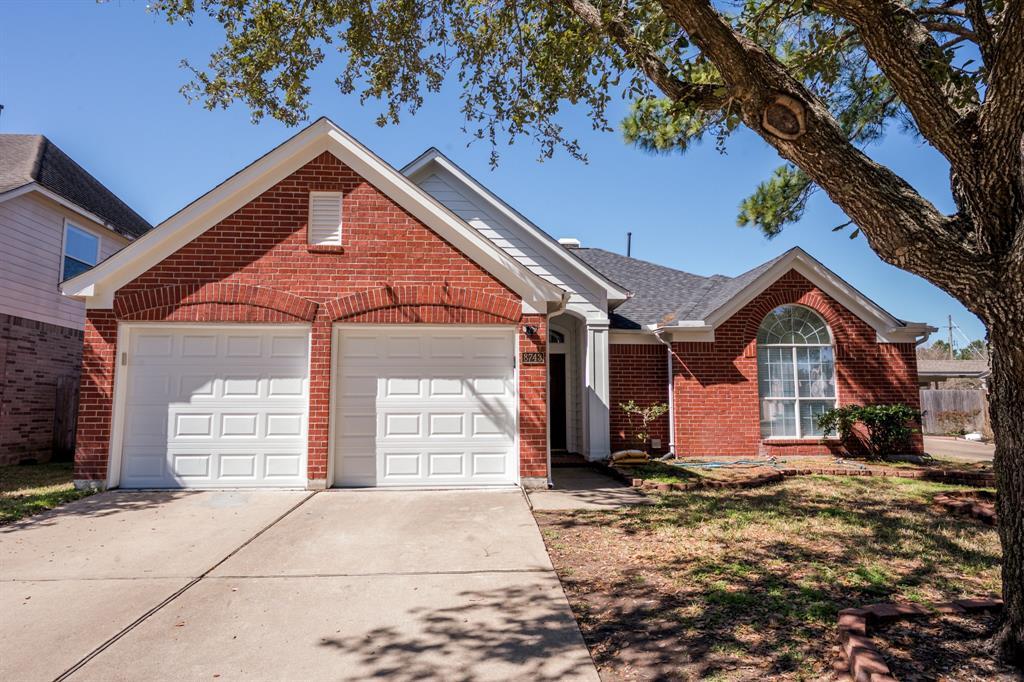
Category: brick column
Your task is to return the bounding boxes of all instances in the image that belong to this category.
[306,314,333,487]
[518,314,548,488]
[74,309,118,487]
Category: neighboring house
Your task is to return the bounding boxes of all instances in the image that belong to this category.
[0,135,152,464]
[61,118,933,491]
[917,358,990,389]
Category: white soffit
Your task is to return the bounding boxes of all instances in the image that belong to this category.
[60,118,566,312]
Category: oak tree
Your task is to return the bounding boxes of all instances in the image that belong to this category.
[153,0,1023,660]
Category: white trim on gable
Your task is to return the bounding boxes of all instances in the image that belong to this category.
[656,248,935,344]
[402,148,630,305]
[60,118,567,313]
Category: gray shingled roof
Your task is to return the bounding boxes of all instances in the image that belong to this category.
[918,358,990,376]
[0,134,152,239]
[574,247,796,329]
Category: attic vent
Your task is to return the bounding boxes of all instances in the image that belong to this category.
[558,237,581,249]
[308,192,343,246]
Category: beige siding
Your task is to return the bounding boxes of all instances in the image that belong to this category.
[0,192,128,330]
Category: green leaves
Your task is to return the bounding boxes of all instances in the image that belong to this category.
[737,166,814,238]
[815,404,922,459]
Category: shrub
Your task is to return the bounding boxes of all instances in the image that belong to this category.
[619,400,669,451]
[936,409,979,436]
[816,403,921,459]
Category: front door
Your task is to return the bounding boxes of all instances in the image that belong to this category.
[549,353,567,451]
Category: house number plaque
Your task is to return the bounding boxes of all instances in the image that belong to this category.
[520,352,545,365]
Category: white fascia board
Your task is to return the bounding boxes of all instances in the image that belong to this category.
[652,248,932,344]
[402,149,630,303]
[61,118,565,313]
[701,248,924,343]
[646,322,715,342]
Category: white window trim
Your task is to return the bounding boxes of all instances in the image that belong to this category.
[307,191,343,246]
[61,219,101,282]
[757,305,839,440]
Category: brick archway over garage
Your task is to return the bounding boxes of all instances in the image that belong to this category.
[325,285,522,324]
[114,283,319,322]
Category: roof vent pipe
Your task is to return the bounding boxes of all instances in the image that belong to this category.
[558,237,581,249]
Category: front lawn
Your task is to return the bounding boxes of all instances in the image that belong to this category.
[0,462,95,525]
[535,476,1001,680]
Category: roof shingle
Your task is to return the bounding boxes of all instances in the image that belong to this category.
[0,134,152,239]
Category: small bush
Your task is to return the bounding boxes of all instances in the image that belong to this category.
[619,400,669,451]
[816,403,921,459]
[936,409,979,436]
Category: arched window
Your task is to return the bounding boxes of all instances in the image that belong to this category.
[549,329,566,344]
[757,305,836,438]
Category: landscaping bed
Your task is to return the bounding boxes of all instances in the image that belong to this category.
[535,476,1002,680]
[610,455,996,492]
[0,462,95,525]
[874,610,1017,681]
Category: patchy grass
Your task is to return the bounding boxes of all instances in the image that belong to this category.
[0,462,95,525]
[535,476,1001,681]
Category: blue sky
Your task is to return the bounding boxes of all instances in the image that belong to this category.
[0,0,984,343]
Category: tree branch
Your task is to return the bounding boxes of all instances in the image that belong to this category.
[975,0,1024,256]
[964,0,996,64]
[560,0,728,109]
[648,0,988,302]
[821,0,978,177]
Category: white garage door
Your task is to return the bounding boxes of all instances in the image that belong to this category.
[118,326,309,488]
[333,326,517,487]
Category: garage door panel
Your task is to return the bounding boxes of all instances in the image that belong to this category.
[120,327,309,489]
[333,327,516,487]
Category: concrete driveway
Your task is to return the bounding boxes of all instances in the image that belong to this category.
[1,489,596,682]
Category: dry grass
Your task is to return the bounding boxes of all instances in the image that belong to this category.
[0,462,95,525]
[535,476,1001,681]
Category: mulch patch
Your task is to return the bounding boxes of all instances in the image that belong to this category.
[873,611,1019,681]
[933,490,998,525]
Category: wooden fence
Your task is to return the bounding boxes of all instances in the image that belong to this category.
[919,389,990,436]
[51,375,79,461]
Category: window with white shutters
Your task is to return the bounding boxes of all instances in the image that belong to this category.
[308,191,343,246]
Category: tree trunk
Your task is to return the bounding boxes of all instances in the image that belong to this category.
[988,314,1024,664]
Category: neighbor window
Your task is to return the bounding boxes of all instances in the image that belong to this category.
[757,305,836,438]
[308,191,343,246]
[62,223,100,280]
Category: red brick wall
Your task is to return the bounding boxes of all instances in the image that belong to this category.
[74,152,545,483]
[0,314,84,464]
[518,315,548,480]
[669,270,922,458]
[609,344,670,454]
[75,310,117,480]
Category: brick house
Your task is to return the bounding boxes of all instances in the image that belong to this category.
[61,118,932,490]
[0,135,151,464]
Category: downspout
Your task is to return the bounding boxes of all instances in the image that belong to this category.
[544,292,570,489]
[652,328,676,457]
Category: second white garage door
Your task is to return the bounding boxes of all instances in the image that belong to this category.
[332,326,517,487]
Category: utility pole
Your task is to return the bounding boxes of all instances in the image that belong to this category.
[948,314,954,360]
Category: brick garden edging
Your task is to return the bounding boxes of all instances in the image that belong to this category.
[836,598,1003,682]
[604,461,995,494]
[933,490,998,525]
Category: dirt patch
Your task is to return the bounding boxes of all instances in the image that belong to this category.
[875,612,1019,681]
[535,476,1002,681]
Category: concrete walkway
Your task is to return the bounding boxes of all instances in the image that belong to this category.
[1,489,596,682]
[529,467,652,510]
